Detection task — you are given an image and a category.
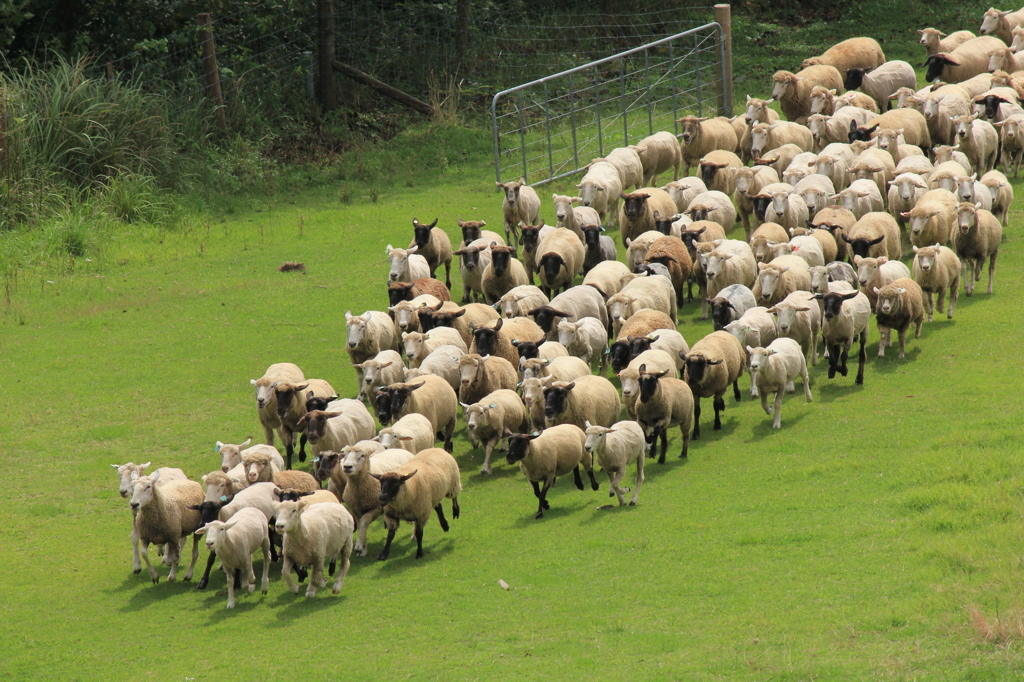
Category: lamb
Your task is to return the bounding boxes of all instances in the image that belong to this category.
[345,311,397,391]
[354,349,404,410]
[591,147,644,191]
[920,28,977,55]
[723,307,778,397]
[557,317,609,373]
[377,412,435,454]
[552,193,599,243]
[734,165,780,237]
[458,353,519,406]
[497,284,549,319]
[853,255,912,310]
[470,316,545,365]
[842,212,902,261]
[752,255,811,308]
[194,507,270,608]
[482,244,529,304]
[767,290,821,365]
[543,375,620,429]
[336,444,414,556]
[579,224,618,273]
[953,202,1002,296]
[951,114,999,174]
[684,190,738,232]
[888,173,930,229]
[633,131,682,185]
[771,66,845,124]
[129,471,203,584]
[704,239,757,299]
[749,222,790,263]
[387,278,450,307]
[273,499,353,597]
[699,149,744,196]
[409,218,453,287]
[901,188,958,248]
[995,114,1024,176]
[453,238,494,303]
[583,421,647,506]
[750,121,814,158]
[384,375,458,451]
[642,234,692,302]
[663,177,709,214]
[844,61,917,112]
[681,331,746,439]
[272,378,335,469]
[296,399,376,463]
[504,424,596,519]
[582,259,631,298]
[619,188,679,248]
[250,362,304,451]
[802,37,886,73]
[518,221,555,284]
[980,169,1014,224]
[374,448,461,559]
[764,189,809,231]
[607,274,678,334]
[924,36,1015,84]
[873,278,925,359]
[529,285,609,337]
[402,328,467,368]
[417,300,500,348]
[497,178,540,248]
[404,344,466,395]
[912,244,961,321]
[536,227,585,297]
[980,7,1024,45]
[462,389,531,474]
[576,162,624,227]
[746,338,812,429]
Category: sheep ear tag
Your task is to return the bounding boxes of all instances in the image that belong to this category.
[214,444,221,452]
[489,403,498,409]
[219,495,228,502]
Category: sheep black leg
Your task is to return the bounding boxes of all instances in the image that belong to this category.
[733,379,741,402]
[586,465,600,491]
[197,550,217,590]
[298,433,307,463]
[536,479,553,519]
[530,481,550,509]
[856,331,867,386]
[328,558,336,576]
[840,345,850,377]
[827,343,839,379]
[573,465,584,490]
[414,523,426,559]
[645,430,658,458]
[377,525,397,561]
[234,568,241,590]
[659,426,668,465]
[451,497,460,519]
[692,398,702,440]
[713,396,725,430]
[679,425,689,459]
[435,503,450,532]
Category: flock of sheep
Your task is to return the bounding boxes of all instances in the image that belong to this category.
[112,9,1019,608]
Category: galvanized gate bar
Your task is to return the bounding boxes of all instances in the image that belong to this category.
[491,21,727,186]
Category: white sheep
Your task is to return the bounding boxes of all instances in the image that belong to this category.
[750,122,814,159]
[402,327,467,368]
[129,471,203,584]
[920,92,973,146]
[980,7,1024,44]
[296,399,376,462]
[404,343,465,396]
[453,237,495,303]
[663,177,708,213]
[846,147,896,200]
[980,169,1014,225]
[684,190,737,231]
[888,173,929,229]
[912,244,961,321]
[994,114,1024,177]
[815,143,857,191]
[194,507,270,608]
[354,349,405,409]
[504,424,597,518]
[723,307,778,397]
[894,154,934,177]
[576,161,624,227]
[607,273,677,334]
[625,230,667,272]
[771,65,845,123]
[389,295,438,334]
[802,38,886,73]
[250,362,304,451]
[273,499,354,597]
[854,255,912,309]
[557,316,609,373]
[746,338,812,429]
[704,241,757,302]
[583,421,647,506]
[386,244,430,284]
[338,444,414,556]
[953,202,1002,296]
[951,114,999,174]
[498,284,550,319]
[633,131,682,185]
[551,193,599,244]
[792,173,836,217]
[919,28,976,56]
[902,188,959,248]
[835,179,885,220]
[676,116,736,176]
[749,222,790,264]
[497,179,541,248]
[765,190,809,231]
[113,462,186,574]
[374,448,461,559]
[377,412,434,454]
[345,311,397,391]
[844,61,917,112]
[768,236,825,268]
[954,173,992,213]
[582,259,632,299]
[591,147,644,191]
[462,389,530,474]
[768,290,821,366]
[752,254,812,308]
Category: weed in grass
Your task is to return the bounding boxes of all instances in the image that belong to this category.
[968,604,1024,645]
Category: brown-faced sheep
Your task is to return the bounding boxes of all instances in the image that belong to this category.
[676,116,738,176]
[458,353,519,406]
[873,278,925,359]
[771,66,845,124]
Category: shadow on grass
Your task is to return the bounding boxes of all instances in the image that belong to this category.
[814,381,863,403]
[368,537,456,576]
[271,589,346,618]
[117,574,199,612]
[506,504,576,528]
[871,344,923,373]
[746,408,810,437]
[577,498,645,526]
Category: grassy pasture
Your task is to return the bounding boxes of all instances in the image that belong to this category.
[2,122,1023,680]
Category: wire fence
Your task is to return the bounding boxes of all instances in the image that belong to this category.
[490,23,724,186]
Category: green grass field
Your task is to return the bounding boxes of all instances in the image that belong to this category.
[3,113,1024,682]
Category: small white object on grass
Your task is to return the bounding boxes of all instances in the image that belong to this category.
[498,579,510,590]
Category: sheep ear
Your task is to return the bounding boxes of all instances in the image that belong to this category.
[400,469,418,482]
[111,464,122,469]
[872,287,881,294]
[215,441,223,452]
[584,419,592,429]
[239,438,251,448]
[370,473,382,481]
[194,525,208,535]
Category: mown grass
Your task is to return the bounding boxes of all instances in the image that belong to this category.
[2,117,1024,680]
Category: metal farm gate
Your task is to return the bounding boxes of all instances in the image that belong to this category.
[490,8,733,186]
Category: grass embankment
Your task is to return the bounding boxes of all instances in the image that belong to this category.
[1,121,1023,680]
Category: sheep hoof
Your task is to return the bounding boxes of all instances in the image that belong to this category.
[332,588,341,594]
[226,602,235,609]
[290,585,300,594]
[480,467,491,475]
[133,569,141,575]
[534,510,544,520]
[376,552,389,561]
[247,584,256,594]
[152,576,159,584]
[608,490,614,497]
[196,579,207,590]
[629,501,636,506]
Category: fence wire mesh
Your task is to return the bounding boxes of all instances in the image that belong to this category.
[491,23,724,186]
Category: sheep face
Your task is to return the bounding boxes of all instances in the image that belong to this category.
[274,383,310,421]
[875,288,905,315]
[304,393,331,413]
[924,55,956,84]
[388,383,424,421]
[751,195,773,222]
[975,96,1005,121]
[402,332,429,361]
[855,257,882,286]
[552,195,574,224]
[465,402,498,433]
[274,489,315,502]
[377,429,400,450]
[195,520,226,552]
[628,336,656,360]
[756,265,786,302]
[129,475,157,512]
[682,354,723,389]
[490,245,516,276]
[677,116,705,145]
[709,296,736,329]
[609,340,633,373]
[820,291,861,321]
[808,267,829,294]
[411,218,438,249]
[815,156,837,178]
[252,380,275,410]
[583,425,609,454]
[458,357,482,389]
[373,388,395,424]
[504,431,539,464]
[361,361,395,393]
[952,115,972,142]
[842,233,885,260]
[556,321,578,348]
[243,457,269,483]
[392,303,420,332]
[520,378,547,409]
[873,129,901,153]
[500,294,526,319]
[577,180,604,209]
[809,90,832,115]
[909,212,937,237]
[203,474,234,504]
[746,347,772,374]
[744,97,772,125]
[700,162,725,188]
[621,193,651,221]
[956,204,978,233]
[542,381,576,422]
[458,220,486,243]
[749,125,771,158]
[512,337,544,363]
[186,500,225,526]
[638,368,670,403]
[687,204,711,222]
[800,188,824,210]
[980,9,1001,36]
[844,68,867,92]
[770,303,811,335]
[894,177,924,202]
[340,446,370,476]
[921,97,942,120]
[734,168,755,194]
[300,410,344,446]
[273,500,305,534]
[387,282,416,306]
[538,253,566,284]
[114,463,149,498]
[955,176,977,203]
[314,450,342,481]
[471,319,502,354]
[607,298,634,327]
[519,225,544,254]
[387,246,418,282]
[499,182,524,211]
[784,167,812,186]
[913,245,941,273]
[807,116,827,142]
[680,227,707,252]
[345,312,370,351]
[456,245,485,272]
[724,322,754,347]
[770,75,792,101]
[770,191,791,215]
[581,225,604,250]
[521,359,551,381]
[528,306,568,334]
[376,470,417,506]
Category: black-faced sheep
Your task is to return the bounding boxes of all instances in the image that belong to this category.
[681,331,746,439]
[504,424,597,519]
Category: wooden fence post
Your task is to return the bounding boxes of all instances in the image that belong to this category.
[714,4,733,116]
[317,0,338,111]
[197,13,227,130]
